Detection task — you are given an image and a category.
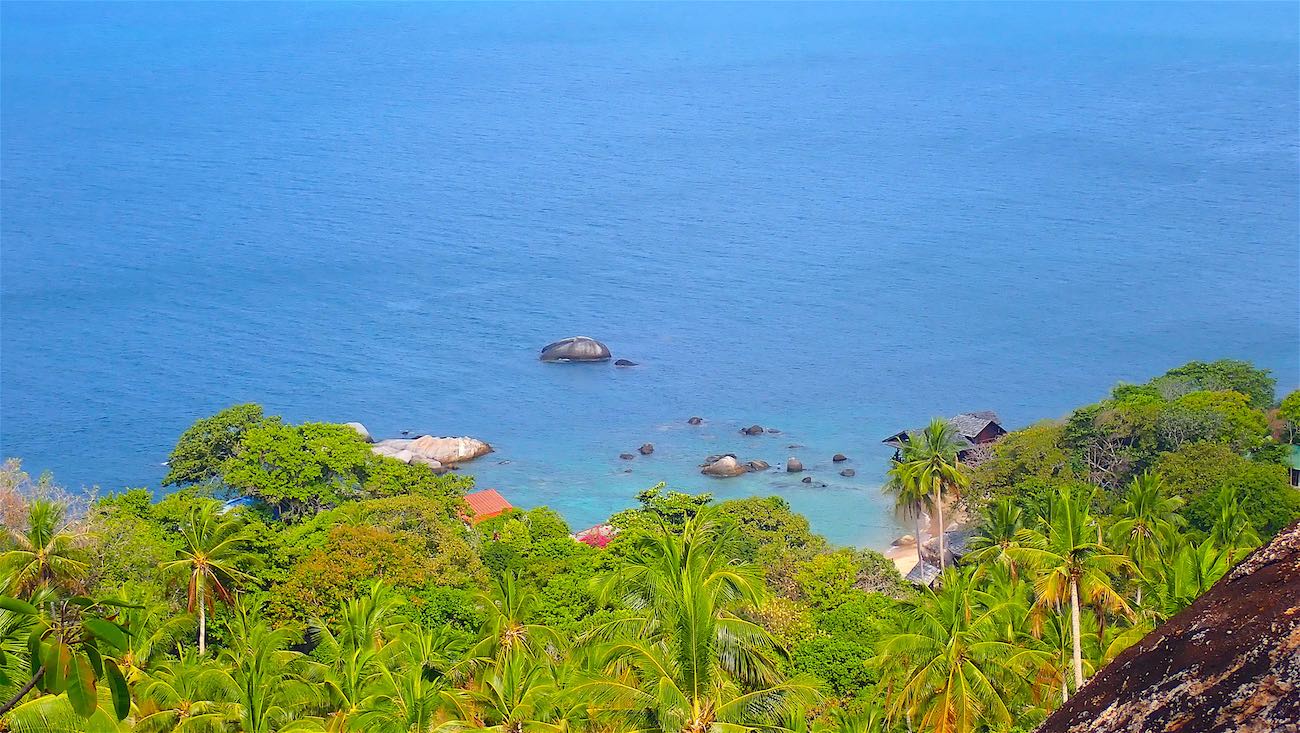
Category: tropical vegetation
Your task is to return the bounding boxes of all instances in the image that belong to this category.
[0,359,1295,732]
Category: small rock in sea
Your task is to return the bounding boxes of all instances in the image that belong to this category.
[746,459,770,472]
[742,425,765,436]
[620,453,636,460]
[893,534,916,546]
[638,443,654,455]
[840,468,856,477]
[703,453,735,465]
[801,476,813,484]
[614,359,638,367]
[623,468,633,473]
[766,428,781,434]
[832,453,848,463]
[787,444,804,449]
[498,460,512,465]
[687,416,704,425]
[786,457,804,473]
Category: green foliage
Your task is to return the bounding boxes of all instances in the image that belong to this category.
[1276,389,1300,443]
[1149,359,1276,407]
[1155,442,1300,534]
[163,403,270,487]
[222,421,376,521]
[970,421,1076,506]
[1160,390,1268,453]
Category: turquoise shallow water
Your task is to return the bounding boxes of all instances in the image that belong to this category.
[2,2,1297,548]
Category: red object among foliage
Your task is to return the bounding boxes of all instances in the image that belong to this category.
[573,523,618,548]
[463,489,513,524]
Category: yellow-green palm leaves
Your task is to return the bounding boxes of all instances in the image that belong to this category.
[158,502,257,655]
[890,420,970,572]
[1,499,88,596]
[1009,487,1131,692]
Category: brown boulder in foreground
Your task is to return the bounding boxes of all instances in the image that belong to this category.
[1038,519,1300,733]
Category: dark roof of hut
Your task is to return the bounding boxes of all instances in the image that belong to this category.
[882,411,1002,448]
[905,560,942,586]
[1037,519,1300,733]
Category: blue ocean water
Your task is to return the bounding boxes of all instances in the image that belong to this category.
[2,2,1297,548]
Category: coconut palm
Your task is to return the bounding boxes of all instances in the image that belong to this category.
[895,420,970,571]
[884,459,932,574]
[354,626,468,733]
[220,599,325,733]
[439,651,583,733]
[469,572,563,665]
[1,499,88,596]
[1142,537,1230,622]
[1108,472,1183,603]
[1207,486,1261,566]
[1009,487,1132,692]
[964,498,1025,578]
[134,650,240,733]
[313,584,404,732]
[875,567,1040,733]
[583,508,822,732]
[111,589,196,684]
[158,502,257,655]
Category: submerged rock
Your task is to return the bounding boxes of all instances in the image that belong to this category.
[687,416,704,425]
[741,425,765,436]
[747,459,770,472]
[786,457,804,473]
[614,359,638,367]
[638,443,654,455]
[619,453,636,460]
[539,336,612,363]
[840,468,856,477]
[832,453,848,463]
[801,476,813,484]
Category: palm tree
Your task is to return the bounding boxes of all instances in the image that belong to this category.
[354,626,468,733]
[1,499,88,596]
[1009,487,1131,692]
[875,567,1040,733]
[440,651,582,732]
[1207,486,1261,566]
[313,584,403,731]
[134,650,240,732]
[1142,537,1230,622]
[885,458,931,574]
[469,573,563,665]
[158,502,258,655]
[895,420,970,571]
[220,599,325,733]
[583,508,822,732]
[1108,472,1183,604]
[111,588,196,684]
[964,498,1024,578]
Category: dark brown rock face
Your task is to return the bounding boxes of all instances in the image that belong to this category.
[1038,520,1300,733]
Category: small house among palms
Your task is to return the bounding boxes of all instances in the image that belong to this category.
[1288,445,1300,488]
[882,411,1007,465]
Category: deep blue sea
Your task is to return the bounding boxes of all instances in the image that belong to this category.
[2,2,1297,548]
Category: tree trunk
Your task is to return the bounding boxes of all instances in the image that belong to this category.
[0,666,44,716]
[935,486,946,572]
[915,511,925,573]
[198,583,207,656]
[1070,579,1084,690]
[1061,673,1069,704]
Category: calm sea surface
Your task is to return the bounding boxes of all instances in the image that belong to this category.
[3,2,1297,547]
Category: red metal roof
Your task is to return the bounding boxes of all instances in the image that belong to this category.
[463,489,513,523]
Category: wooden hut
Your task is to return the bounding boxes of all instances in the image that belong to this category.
[882,411,1007,465]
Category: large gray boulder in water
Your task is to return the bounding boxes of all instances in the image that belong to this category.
[372,435,492,467]
[539,336,612,363]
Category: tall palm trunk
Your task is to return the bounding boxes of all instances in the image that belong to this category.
[1069,579,1083,690]
[915,508,925,572]
[198,582,207,656]
[934,484,946,572]
[1061,673,1069,704]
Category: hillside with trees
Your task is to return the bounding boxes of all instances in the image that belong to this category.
[1,359,1296,732]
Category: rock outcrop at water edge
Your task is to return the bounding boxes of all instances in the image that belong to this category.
[539,336,612,362]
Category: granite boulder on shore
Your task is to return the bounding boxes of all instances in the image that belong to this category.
[371,435,492,470]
